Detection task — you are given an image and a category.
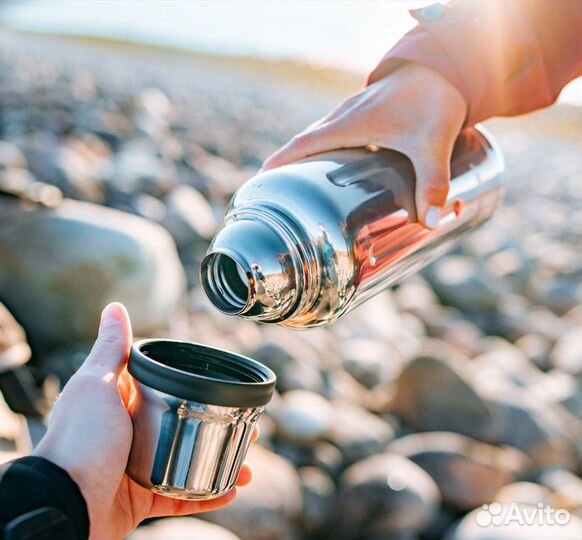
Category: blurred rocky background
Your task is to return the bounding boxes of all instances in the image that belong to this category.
[0,30,580,540]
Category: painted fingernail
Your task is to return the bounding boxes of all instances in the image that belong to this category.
[425,206,441,229]
[100,302,124,328]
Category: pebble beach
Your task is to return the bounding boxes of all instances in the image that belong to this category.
[0,30,581,540]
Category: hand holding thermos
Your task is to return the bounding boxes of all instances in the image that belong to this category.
[34,303,265,540]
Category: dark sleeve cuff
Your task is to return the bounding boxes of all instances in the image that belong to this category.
[0,456,89,540]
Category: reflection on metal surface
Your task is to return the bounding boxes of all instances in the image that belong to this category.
[202,126,504,327]
[127,380,262,500]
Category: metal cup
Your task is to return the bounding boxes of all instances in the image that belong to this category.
[126,339,276,500]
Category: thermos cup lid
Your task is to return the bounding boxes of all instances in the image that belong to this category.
[129,339,276,407]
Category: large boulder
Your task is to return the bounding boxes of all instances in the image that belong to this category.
[330,453,440,539]
[0,198,186,352]
[204,445,302,540]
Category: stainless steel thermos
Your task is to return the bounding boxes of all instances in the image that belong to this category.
[201,125,504,327]
[127,339,276,500]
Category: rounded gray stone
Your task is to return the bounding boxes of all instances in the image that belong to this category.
[331,453,440,538]
[0,198,186,350]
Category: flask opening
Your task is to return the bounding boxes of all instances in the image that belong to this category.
[201,215,304,321]
[202,253,251,315]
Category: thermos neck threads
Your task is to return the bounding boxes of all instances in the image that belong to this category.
[200,211,305,322]
[202,252,250,315]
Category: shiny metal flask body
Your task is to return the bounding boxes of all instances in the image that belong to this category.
[202,126,504,328]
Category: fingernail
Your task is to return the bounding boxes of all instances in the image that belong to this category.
[100,302,124,328]
[425,206,441,229]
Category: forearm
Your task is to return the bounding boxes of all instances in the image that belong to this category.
[369,0,582,125]
[0,457,89,540]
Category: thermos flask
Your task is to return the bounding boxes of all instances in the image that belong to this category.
[201,125,504,328]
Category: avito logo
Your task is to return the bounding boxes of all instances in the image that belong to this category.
[475,502,571,528]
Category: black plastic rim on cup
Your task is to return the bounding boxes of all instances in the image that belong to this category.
[128,339,276,407]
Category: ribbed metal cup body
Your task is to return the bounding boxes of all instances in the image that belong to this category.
[125,339,274,500]
[127,380,262,500]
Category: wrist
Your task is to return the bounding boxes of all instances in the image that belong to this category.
[369,60,467,128]
[34,437,90,507]
[401,62,467,120]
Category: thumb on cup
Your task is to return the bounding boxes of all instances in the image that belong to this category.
[83,302,133,378]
